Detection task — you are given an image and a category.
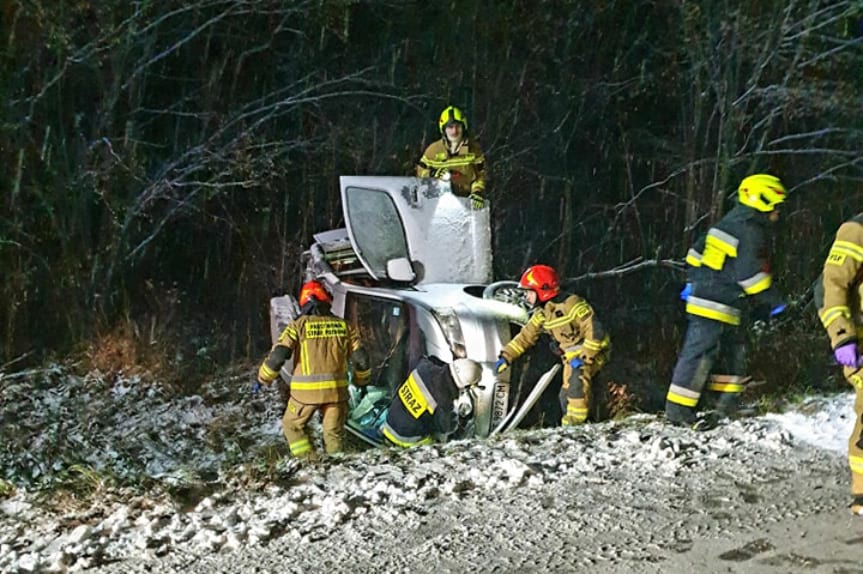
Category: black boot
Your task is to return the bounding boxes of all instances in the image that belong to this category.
[665,401,697,427]
[714,392,740,418]
[692,411,721,432]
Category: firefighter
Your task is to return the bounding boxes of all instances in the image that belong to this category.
[381,356,482,448]
[816,215,863,515]
[256,280,370,459]
[495,264,610,426]
[665,174,787,428]
[416,105,487,209]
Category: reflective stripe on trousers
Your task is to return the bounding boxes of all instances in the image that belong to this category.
[666,314,746,412]
[381,422,433,448]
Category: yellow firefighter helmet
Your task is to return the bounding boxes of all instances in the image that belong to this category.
[737,174,786,212]
[438,106,468,134]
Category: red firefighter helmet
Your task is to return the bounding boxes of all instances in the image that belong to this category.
[519,265,561,303]
[298,280,332,307]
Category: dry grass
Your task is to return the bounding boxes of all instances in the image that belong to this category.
[81,325,146,378]
[35,465,122,513]
[0,479,15,499]
[606,381,640,419]
[748,320,840,398]
[61,464,116,498]
[76,310,230,393]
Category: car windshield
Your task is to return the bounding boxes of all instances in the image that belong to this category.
[344,187,410,279]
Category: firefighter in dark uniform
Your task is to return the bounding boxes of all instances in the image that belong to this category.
[816,214,863,515]
[381,357,482,448]
[257,280,370,459]
[665,174,787,427]
[416,105,487,209]
[495,264,611,426]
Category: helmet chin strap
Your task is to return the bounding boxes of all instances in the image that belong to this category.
[301,298,329,315]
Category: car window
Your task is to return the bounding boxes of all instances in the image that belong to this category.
[344,187,410,280]
[345,293,423,442]
[345,294,413,392]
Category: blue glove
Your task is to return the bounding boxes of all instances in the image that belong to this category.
[495,357,509,374]
[770,303,786,317]
[568,358,584,369]
[679,283,693,301]
[252,381,262,394]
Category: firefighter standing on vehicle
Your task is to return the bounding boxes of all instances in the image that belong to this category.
[665,174,787,428]
[416,105,487,209]
[381,356,482,448]
[495,265,610,426]
[816,214,863,515]
[256,280,370,459]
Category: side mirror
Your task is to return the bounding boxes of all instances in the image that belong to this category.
[386,257,416,282]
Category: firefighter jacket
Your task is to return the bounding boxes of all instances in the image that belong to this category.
[500,293,610,366]
[257,308,370,405]
[816,215,863,350]
[381,356,459,448]
[416,137,486,197]
[683,204,783,326]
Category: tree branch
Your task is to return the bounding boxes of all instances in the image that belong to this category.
[566,257,685,283]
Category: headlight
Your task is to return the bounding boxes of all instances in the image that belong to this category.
[455,392,473,417]
[433,308,467,358]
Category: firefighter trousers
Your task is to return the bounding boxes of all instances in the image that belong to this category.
[666,315,747,424]
[843,366,863,496]
[559,354,606,425]
[282,397,348,458]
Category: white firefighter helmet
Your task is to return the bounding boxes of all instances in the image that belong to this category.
[450,358,481,389]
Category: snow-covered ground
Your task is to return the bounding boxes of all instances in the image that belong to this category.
[0,367,859,573]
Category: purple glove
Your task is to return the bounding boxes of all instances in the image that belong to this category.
[834,342,861,368]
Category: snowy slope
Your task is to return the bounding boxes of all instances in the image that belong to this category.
[0,368,856,573]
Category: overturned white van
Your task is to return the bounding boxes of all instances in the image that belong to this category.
[269,177,561,446]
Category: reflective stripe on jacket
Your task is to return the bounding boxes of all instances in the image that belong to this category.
[382,356,459,447]
[816,215,863,350]
[416,137,486,197]
[258,313,366,404]
[684,205,782,324]
[501,293,610,365]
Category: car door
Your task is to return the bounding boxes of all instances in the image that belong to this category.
[339,176,492,284]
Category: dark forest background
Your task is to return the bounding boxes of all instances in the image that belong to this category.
[1,0,862,407]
